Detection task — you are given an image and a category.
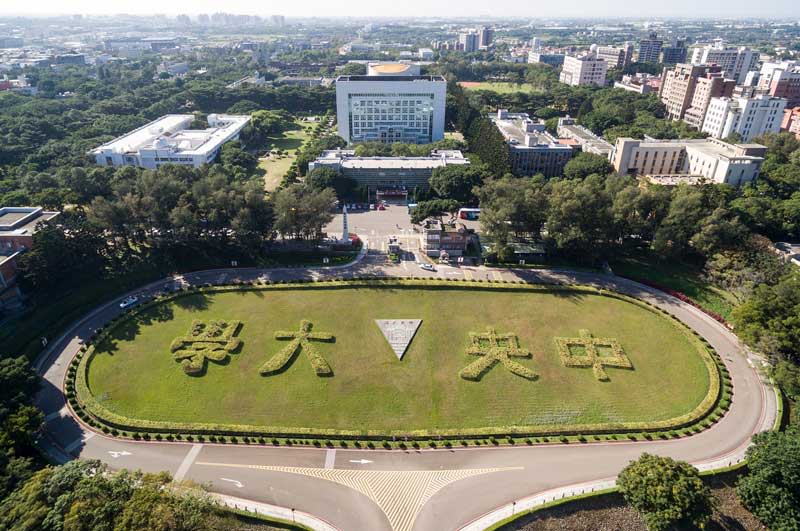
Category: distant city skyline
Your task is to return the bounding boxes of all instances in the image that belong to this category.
[2,0,800,19]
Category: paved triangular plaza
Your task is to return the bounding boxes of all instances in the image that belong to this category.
[375,319,422,360]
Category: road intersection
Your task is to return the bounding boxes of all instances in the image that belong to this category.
[33,240,778,531]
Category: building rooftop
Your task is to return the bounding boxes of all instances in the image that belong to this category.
[629,137,766,162]
[314,149,469,170]
[336,75,445,82]
[0,206,59,238]
[89,114,250,157]
[491,111,573,151]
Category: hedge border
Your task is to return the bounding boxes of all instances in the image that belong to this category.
[68,278,730,442]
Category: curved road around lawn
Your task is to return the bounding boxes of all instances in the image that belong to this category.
[33,247,778,531]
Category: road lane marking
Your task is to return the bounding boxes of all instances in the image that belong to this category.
[220,477,244,488]
[463,270,473,280]
[108,450,131,459]
[349,459,372,464]
[64,431,95,454]
[196,462,521,531]
[324,449,336,469]
[45,405,69,422]
[492,271,503,281]
[174,444,203,481]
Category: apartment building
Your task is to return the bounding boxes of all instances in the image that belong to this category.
[595,42,634,69]
[335,68,447,144]
[459,32,480,53]
[781,107,800,139]
[638,33,663,64]
[702,95,787,142]
[479,26,494,49]
[682,73,736,129]
[757,61,800,108]
[661,39,688,64]
[690,42,759,84]
[559,54,607,87]
[491,110,574,177]
[90,114,250,169]
[613,137,766,186]
[659,63,730,122]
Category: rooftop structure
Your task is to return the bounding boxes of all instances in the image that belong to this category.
[0,206,60,310]
[367,62,421,77]
[614,73,661,94]
[308,149,468,201]
[556,116,614,159]
[89,114,250,169]
[491,110,574,177]
[613,137,766,186]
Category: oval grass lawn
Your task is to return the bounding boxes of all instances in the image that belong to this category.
[85,285,713,435]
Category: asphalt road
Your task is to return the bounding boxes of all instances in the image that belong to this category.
[33,244,777,531]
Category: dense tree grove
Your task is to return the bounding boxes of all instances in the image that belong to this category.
[0,460,257,531]
[737,429,800,531]
[0,356,43,501]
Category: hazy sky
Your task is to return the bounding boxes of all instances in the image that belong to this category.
[2,0,800,18]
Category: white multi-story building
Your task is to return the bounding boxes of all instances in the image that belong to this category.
[559,54,608,87]
[612,137,766,186]
[335,67,446,145]
[89,114,250,169]
[702,95,787,142]
[690,42,759,84]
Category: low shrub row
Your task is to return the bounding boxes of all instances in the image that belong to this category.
[68,278,730,442]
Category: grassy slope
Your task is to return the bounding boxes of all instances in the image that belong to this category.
[258,121,314,191]
[87,286,710,433]
[459,82,546,94]
[610,255,738,321]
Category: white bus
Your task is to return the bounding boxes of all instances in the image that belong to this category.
[457,208,480,221]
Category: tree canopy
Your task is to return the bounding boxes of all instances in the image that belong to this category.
[618,453,715,531]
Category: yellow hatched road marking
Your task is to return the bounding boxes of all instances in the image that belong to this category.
[197,462,522,531]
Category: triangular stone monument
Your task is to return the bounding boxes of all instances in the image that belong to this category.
[375,319,422,360]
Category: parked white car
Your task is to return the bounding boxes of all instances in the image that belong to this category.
[419,263,436,272]
[119,296,139,309]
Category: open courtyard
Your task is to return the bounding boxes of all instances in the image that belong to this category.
[81,282,717,437]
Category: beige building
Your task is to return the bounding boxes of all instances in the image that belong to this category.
[612,137,766,186]
[682,74,736,129]
[559,54,607,87]
[595,42,634,69]
[659,64,730,122]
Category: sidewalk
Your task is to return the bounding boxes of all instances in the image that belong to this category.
[217,493,340,531]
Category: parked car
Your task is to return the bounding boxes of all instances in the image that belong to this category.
[119,296,139,309]
[377,204,386,211]
[419,263,436,272]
